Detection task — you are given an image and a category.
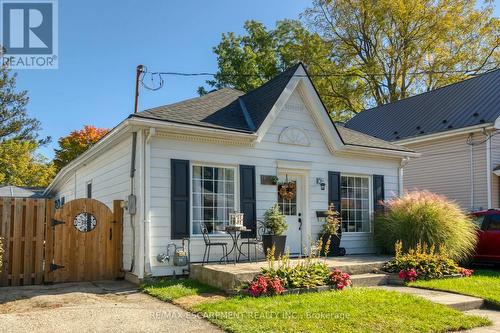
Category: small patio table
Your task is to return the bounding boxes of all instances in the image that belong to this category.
[223,225,252,265]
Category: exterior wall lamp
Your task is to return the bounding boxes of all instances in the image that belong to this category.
[316,177,326,190]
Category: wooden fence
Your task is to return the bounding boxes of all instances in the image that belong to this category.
[0,198,53,287]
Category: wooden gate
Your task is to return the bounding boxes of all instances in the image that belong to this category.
[0,197,123,286]
[46,199,123,283]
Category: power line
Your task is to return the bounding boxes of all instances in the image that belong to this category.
[139,64,498,90]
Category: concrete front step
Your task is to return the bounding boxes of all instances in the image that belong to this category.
[190,255,391,292]
[350,273,388,287]
[375,286,485,311]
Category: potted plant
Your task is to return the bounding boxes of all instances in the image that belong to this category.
[319,203,343,256]
[262,203,288,258]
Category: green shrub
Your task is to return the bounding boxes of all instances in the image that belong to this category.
[263,203,287,235]
[263,261,330,288]
[384,241,460,280]
[375,190,477,261]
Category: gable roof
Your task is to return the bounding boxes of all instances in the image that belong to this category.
[345,69,500,142]
[131,63,412,153]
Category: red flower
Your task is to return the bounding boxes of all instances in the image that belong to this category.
[246,275,285,297]
[399,269,418,282]
[329,269,352,290]
[458,267,474,277]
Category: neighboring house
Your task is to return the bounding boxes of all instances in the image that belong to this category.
[346,69,500,212]
[44,63,416,279]
[0,186,46,198]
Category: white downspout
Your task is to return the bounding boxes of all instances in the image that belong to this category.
[486,132,492,209]
[143,128,156,276]
[398,157,410,196]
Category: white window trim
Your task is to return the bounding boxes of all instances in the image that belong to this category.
[189,162,239,238]
[340,173,373,235]
[86,180,92,199]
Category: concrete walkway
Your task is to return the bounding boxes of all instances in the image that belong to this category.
[0,280,222,333]
[375,286,500,332]
[459,309,500,333]
[375,286,485,311]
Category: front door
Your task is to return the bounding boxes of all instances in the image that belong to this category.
[278,173,304,256]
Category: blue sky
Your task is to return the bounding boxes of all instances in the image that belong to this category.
[13,0,499,159]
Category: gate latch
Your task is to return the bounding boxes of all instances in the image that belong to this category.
[52,219,65,226]
[50,263,65,271]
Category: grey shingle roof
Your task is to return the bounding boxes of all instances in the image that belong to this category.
[345,69,500,141]
[0,186,46,198]
[336,126,412,152]
[131,63,411,152]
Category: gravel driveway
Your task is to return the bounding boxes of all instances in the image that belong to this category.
[0,280,222,333]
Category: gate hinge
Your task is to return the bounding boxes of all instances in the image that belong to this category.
[52,219,65,226]
[50,263,65,271]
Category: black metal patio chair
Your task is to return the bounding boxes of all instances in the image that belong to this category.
[237,220,266,262]
[201,224,228,265]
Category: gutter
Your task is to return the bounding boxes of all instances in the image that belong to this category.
[343,144,420,158]
[395,123,494,145]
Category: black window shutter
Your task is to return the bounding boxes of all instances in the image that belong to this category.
[328,171,341,211]
[171,159,190,239]
[373,175,385,212]
[240,165,256,238]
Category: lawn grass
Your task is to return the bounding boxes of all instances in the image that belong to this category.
[191,288,490,333]
[140,278,220,302]
[411,269,500,307]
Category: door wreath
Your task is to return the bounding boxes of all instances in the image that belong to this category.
[278,181,296,200]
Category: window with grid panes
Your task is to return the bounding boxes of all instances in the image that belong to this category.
[340,175,370,232]
[192,165,236,234]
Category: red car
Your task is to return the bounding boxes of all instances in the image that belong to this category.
[472,209,500,264]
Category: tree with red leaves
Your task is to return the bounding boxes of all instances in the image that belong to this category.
[54,125,109,171]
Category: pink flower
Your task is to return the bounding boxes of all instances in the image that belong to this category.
[459,267,474,277]
[399,269,418,282]
[329,269,352,290]
[246,275,285,297]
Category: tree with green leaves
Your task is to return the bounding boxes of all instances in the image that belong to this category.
[199,20,364,121]
[203,0,499,120]
[0,64,46,143]
[0,140,55,187]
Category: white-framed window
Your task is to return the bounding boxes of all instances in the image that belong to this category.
[340,175,371,232]
[191,164,237,235]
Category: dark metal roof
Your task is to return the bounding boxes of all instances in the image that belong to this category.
[345,69,500,141]
[131,63,411,152]
[0,186,47,198]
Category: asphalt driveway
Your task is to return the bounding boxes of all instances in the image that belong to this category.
[0,280,222,333]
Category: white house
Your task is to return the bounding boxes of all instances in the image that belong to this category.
[44,63,417,280]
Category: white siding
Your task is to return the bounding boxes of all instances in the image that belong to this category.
[148,90,401,276]
[53,136,134,271]
[404,132,488,211]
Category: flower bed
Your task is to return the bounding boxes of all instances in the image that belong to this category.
[383,241,474,284]
[244,246,352,297]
